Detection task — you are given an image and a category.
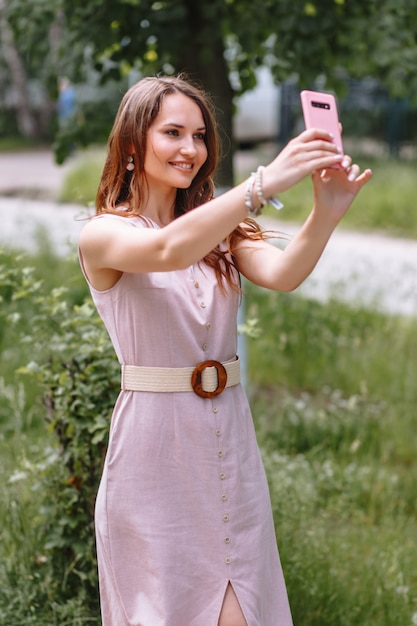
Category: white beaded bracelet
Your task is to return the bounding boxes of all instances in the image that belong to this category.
[244,174,263,216]
[254,166,267,207]
[254,165,284,211]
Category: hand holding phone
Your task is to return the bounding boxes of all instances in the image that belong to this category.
[300,90,344,166]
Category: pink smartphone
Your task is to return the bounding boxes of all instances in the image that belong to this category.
[300,89,344,166]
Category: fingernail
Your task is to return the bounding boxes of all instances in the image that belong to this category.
[348,172,356,181]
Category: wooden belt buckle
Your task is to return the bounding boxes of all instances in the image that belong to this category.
[191,360,227,399]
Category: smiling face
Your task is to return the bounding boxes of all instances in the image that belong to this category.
[144,92,208,193]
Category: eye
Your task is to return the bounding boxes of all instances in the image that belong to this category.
[166,129,179,136]
[194,132,206,141]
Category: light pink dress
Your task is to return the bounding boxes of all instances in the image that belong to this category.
[80,215,293,626]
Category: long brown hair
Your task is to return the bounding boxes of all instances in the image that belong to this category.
[96,74,266,291]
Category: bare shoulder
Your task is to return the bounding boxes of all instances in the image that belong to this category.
[80,214,133,235]
[79,217,136,290]
[79,215,133,249]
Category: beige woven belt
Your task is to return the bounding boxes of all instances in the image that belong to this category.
[121,356,240,399]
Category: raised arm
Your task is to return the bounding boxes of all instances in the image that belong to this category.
[79,128,346,287]
[234,164,372,291]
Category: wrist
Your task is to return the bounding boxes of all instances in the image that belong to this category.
[245,166,284,217]
[309,204,340,231]
[244,174,263,217]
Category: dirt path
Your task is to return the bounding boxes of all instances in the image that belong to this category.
[0,149,73,198]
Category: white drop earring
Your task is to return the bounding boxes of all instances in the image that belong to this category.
[126,155,134,171]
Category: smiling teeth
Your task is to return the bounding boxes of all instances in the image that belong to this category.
[172,163,192,169]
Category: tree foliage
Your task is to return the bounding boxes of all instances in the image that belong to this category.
[2,0,417,181]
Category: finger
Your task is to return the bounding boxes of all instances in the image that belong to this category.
[319,169,332,183]
[293,139,342,164]
[354,168,373,186]
[297,127,336,144]
[305,139,341,154]
[306,151,344,170]
[341,155,352,169]
[346,163,360,181]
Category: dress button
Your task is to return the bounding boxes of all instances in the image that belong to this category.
[217,450,223,457]
[200,302,206,308]
[206,322,212,329]
[223,514,229,522]
[194,281,200,288]
[215,429,222,436]
[225,537,231,544]
[219,472,226,480]
[225,557,232,565]
[212,406,218,413]
[202,343,208,351]
[221,493,228,501]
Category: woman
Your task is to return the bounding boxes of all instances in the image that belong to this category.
[79,75,372,626]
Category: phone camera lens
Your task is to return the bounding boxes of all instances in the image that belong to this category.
[312,101,330,110]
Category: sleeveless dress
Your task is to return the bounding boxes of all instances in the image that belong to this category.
[79,215,293,626]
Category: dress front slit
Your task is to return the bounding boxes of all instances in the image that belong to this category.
[218,582,248,626]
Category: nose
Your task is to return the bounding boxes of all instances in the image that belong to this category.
[179,136,197,157]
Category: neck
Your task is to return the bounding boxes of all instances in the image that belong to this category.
[140,186,177,227]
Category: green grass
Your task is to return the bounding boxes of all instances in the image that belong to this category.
[246,282,417,626]
[246,288,417,403]
[58,148,105,206]
[0,137,44,151]
[272,156,417,237]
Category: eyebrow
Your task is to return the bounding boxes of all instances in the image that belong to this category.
[161,122,206,131]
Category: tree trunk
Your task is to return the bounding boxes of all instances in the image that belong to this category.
[178,1,236,189]
[0,0,38,139]
[36,8,66,137]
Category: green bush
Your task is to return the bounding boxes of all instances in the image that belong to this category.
[0,249,119,619]
[20,296,119,602]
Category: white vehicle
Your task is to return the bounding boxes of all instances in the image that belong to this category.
[233,67,281,144]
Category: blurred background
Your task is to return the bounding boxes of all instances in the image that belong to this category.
[1,0,417,180]
[1,2,417,625]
